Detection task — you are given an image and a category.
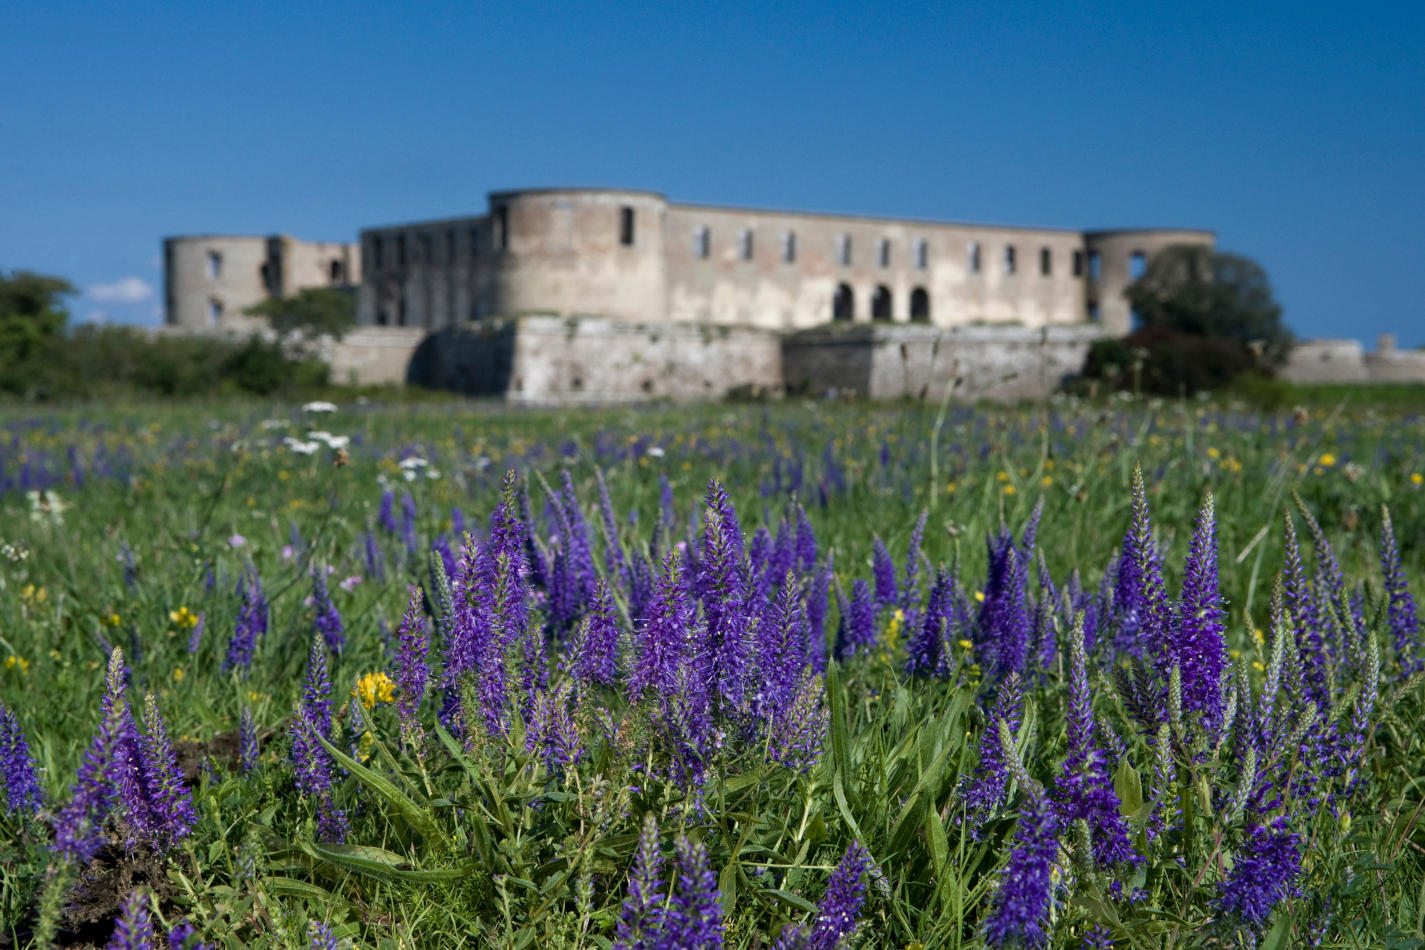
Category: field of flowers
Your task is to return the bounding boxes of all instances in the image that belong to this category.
[2,396,1424,949]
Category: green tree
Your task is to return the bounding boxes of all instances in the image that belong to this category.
[0,270,75,362]
[1126,244,1290,364]
[245,287,356,343]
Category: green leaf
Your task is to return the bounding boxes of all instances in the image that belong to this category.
[316,731,451,855]
[1115,754,1145,822]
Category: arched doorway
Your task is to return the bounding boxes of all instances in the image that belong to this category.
[833,283,854,322]
[871,285,892,322]
[910,287,930,323]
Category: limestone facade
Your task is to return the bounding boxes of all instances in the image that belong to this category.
[354,189,1213,335]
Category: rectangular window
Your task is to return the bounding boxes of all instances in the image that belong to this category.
[208,299,223,324]
[878,238,891,268]
[1072,250,1084,277]
[838,234,852,266]
[620,206,636,246]
[695,226,710,259]
[1088,302,1101,322]
[1089,251,1102,282]
[915,238,928,269]
[782,231,796,263]
[1040,247,1052,276]
[739,228,754,261]
[968,241,981,274]
[206,251,222,280]
[1004,245,1017,275]
[495,207,509,251]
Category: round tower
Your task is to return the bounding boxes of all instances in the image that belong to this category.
[1082,229,1215,334]
[163,235,271,332]
[485,189,668,323]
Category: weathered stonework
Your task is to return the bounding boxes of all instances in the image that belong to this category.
[1282,335,1425,386]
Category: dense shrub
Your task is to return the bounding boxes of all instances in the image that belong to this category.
[1081,326,1263,396]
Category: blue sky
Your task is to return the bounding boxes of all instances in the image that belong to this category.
[2,1,1421,343]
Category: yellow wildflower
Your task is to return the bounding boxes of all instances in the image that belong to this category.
[1412,473,1423,486]
[4,655,29,674]
[1207,447,1221,459]
[168,606,199,630]
[1319,453,1337,467]
[103,611,122,628]
[1252,660,1265,672]
[1041,475,1053,488]
[995,471,1010,482]
[173,667,185,682]
[945,481,957,494]
[974,591,986,603]
[1003,484,1016,496]
[958,639,974,650]
[352,671,397,711]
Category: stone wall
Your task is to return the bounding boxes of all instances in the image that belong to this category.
[405,314,784,404]
[1281,336,1425,385]
[783,323,1106,402]
[320,327,426,386]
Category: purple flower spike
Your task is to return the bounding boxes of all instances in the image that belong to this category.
[629,551,692,701]
[0,701,43,815]
[393,585,430,749]
[699,479,750,714]
[807,841,874,949]
[837,579,877,661]
[1115,466,1170,659]
[984,786,1060,949]
[768,672,829,772]
[615,813,666,950]
[136,694,197,852]
[224,572,268,675]
[1216,816,1302,928]
[1381,505,1420,675]
[961,672,1025,832]
[55,648,132,862]
[901,510,929,624]
[525,681,582,776]
[107,888,157,950]
[573,579,621,687]
[307,920,339,950]
[301,634,333,740]
[1169,492,1229,732]
[663,835,724,949]
[312,567,345,654]
[906,566,955,678]
[871,537,898,609]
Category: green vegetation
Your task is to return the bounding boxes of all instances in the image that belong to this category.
[0,398,1422,947]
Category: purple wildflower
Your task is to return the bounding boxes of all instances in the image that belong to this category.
[756,572,808,718]
[615,814,666,950]
[629,552,692,701]
[979,534,1031,679]
[806,841,874,949]
[1055,614,1137,867]
[961,673,1025,831]
[186,612,205,655]
[239,709,258,774]
[524,681,582,776]
[55,648,132,861]
[768,672,829,772]
[1115,466,1169,659]
[806,554,832,672]
[901,510,929,624]
[307,920,339,950]
[662,835,724,949]
[0,701,43,815]
[363,530,385,583]
[301,634,333,740]
[289,706,331,798]
[871,537,898,608]
[984,786,1060,949]
[796,504,817,574]
[393,586,430,749]
[134,694,197,852]
[906,565,955,677]
[1381,505,1420,675]
[699,479,750,713]
[107,889,157,950]
[312,567,344,654]
[1216,817,1302,927]
[1169,493,1229,732]
[166,919,211,950]
[573,579,622,687]
[378,489,396,533]
[837,579,877,660]
[596,468,628,588]
[223,572,268,675]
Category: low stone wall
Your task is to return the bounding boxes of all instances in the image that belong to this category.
[407,314,784,404]
[783,323,1107,402]
[321,327,426,386]
[1280,336,1425,386]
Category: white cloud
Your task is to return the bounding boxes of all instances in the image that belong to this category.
[89,276,154,303]
[83,309,108,325]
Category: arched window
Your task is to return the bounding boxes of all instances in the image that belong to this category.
[871,285,892,321]
[1130,251,1147,279]
[833,283,854,322]
[329,260,344,283]
[910,287,930,323]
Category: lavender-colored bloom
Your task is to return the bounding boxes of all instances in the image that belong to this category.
[984,787,1060,949]
[289,704,334,799]
[134,694,197,851]
[524,681,581,775]
[239,709,258,774]
[807,841,874,949]
[1055,615,1137,867]
[312,567,344,654]
[837,579,877,660]
[768,672,829,772]
[1381,505,1420,675]
[450,505,465,540]
[961,673,1025,831]
[167,919,211,950]
[573,579,621,687]
[629,552,692,701]
[378,489,396,533]
[1168,493,1229,731]
[1114,466,1169,659]
[55,648,131,861]
[1216,817,1302,927]
[796,504,817,574]
[871,537,898,608]
[900,510,929,624]
[806,555,832,673]
[307,920,339,950]
[301,634,333,740]
[400,491,418,553]
[0,701,43,815]
[979,535,1031,679]
[596,468,628,589]
[363,530,385,583]
[662,835,724,949]
[107,889,157,950]
[756,572,808,717]
[431,536,457,588]
[393,586,429,748]
[186,612,205,656]
[906,565,954,678]
[699,479,750,713]
[223,572,267,675]
[615,814,666,950]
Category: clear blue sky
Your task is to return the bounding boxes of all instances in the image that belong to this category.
[2,1,1421,343]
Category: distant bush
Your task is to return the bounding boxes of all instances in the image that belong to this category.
[1080,326,1264,397]
[0,326,329,402]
